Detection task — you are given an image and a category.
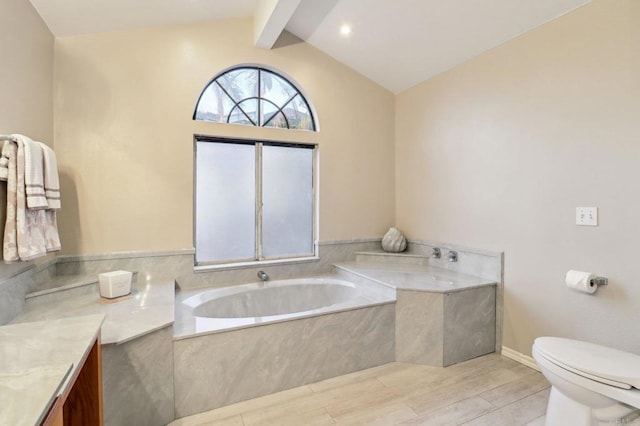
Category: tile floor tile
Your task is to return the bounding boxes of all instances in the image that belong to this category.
[170,355,554,426]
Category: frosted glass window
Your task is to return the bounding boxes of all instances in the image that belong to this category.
[262,145,314,258]
[194,66,316,131]
[195,137,316,265]
[195,142,255,263]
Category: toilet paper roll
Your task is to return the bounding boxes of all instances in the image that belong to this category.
[565,270,597,294]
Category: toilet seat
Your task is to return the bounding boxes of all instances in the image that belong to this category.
[534,337,640,390]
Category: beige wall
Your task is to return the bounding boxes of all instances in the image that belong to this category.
[0,0,54,143]
[0,0,54,278]
[396,0,640,355]
[54,20,395,255]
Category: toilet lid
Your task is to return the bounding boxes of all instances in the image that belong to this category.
[535,337,640,390]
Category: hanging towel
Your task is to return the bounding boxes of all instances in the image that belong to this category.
[43,209,61,252]
[11,134,48,210]
[36,142,62,252]
[1,141,19,261]
[0,141,10,180]
[37,142,61,210]
[0,137,60,261]
[15,138,48,260]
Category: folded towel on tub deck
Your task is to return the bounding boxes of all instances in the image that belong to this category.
[11,134,48,210]
[37,142,61,210]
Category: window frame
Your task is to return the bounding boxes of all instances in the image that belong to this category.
[193,134,318,269]
[193,65,317,131]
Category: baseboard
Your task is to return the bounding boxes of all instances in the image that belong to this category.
[501,346,540,371]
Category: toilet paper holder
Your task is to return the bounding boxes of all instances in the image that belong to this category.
[590,276,608,286]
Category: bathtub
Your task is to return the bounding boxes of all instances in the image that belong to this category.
[172,276,396,416]
[174,276,394,338]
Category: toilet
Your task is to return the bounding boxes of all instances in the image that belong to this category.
[532,337,640,425]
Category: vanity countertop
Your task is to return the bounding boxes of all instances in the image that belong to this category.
[335,261,496,293]
[0,314,104,426]
[10,278,175,345]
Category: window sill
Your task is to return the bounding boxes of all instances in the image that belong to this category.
[194,256,320,273]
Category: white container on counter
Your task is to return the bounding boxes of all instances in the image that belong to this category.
[98,270,132,299]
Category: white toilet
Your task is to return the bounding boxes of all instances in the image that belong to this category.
[532,337,640,426]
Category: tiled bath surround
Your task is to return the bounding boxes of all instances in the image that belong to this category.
[0,256,56,324]
[102,326,175,426]
[405,239,504,352]
[336,251,498,368]
[395,287,496,366]
[173,303,395,417]
[0,238,505,424]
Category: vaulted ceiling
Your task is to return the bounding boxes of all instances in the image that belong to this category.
[29,0,591,93]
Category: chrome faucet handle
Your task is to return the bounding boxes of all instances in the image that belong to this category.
[432,248,441,259]
[448,251,458,262]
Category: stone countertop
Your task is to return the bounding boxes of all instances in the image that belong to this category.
[335,261,496,293]
[0,314,104,426]
[11,278,175,345]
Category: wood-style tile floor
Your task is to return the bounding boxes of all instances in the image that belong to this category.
[169,354,551,426]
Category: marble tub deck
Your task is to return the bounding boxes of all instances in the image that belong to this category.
[334,261,497,292]
[10,278,175,345]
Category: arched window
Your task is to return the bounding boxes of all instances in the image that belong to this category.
[194,66,316,131]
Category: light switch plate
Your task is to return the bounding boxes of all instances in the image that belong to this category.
[576,207,598,226]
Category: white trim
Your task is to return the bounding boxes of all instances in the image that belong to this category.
[501,346,540,371]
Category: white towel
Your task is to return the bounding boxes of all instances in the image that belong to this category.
[0,141,10,180]
[15,139,48,260]
[1,141,19,261]
[11,134,48,210]
[37,142,61,210]
[1,137,60,261]
[44,210,61,252]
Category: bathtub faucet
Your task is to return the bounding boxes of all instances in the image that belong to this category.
[257,270,269,281]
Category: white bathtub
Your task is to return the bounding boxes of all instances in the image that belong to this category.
[174,276,394,339]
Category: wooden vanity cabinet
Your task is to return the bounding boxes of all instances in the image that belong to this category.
[42,334,103,426]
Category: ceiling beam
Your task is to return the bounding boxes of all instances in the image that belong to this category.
[254,0,302,49]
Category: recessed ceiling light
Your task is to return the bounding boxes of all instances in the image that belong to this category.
[340,24,352,36]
